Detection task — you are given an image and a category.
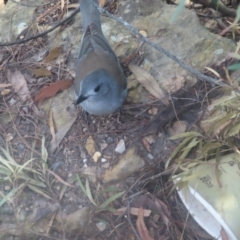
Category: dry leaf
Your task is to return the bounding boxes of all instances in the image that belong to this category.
[114,207,151,217]
[7,70,31,102]
[153,197,170,226]
[5,133,13,142]
[1,89,11,96]
[139,30,147,37]
[136,207,154,240]
[129,65,169,106]
[61,0,64,10]
[30,68,52,77]
[98,0,106,7]
[0,84,12,88]
[85,136,96,156]
[148,107,158,115]
[67,3,79,8]
[47,169,74,187]
[50,115,77,153]
[142,138,151,152]
[34,80,73,103]
[43,46,62,63]
[49,110,56,142]
[164,76,184,94]
[93,151,101,162]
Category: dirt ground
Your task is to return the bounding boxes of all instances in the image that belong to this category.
[0,0,239,239]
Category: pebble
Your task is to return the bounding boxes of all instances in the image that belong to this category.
[115,139,126,154]
[96,222,107,232]
[147,153,154,160]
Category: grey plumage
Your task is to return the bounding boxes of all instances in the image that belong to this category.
[74,0,127,115]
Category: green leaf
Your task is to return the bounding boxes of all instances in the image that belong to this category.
[166,137,193,169]
[227,122,240,136]
[16,158,36,175]
[169,132,202,140]
[180,138,200,159]
[27,184,51,199]
[77,175,96,206]
[85,178,96,206]
[0,183,25,207]
[0,156,15,173]
[0,147,17,164]
[210,112,235,134]
[228,63,240,71]
[99,191,125,209]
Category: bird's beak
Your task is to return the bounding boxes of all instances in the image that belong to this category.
[76,95,88,105]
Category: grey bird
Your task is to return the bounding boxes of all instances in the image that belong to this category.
[74,0,127,115]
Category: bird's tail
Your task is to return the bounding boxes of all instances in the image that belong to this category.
[80,0,101,32]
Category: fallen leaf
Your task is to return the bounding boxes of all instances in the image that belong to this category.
[129,64,169,106]
[0,84,12,88]
[85,136,96,156]
[163,75,185,94]
[30,68,52,77]
[93,151,101,162]
[50,115,77,153]
[47,169,74,187]
[7,70,32,102]
[49,110,56,142]
[142,138,151,152]
[1,89,11,96]
[34,80,73,103]
[133,194,171,227]
[168,121,188,136]
[148,107,158,115]
[144,135,155,144]
[153,197,170,226]
[61,0,64,10]
[43,46,62,63]
[67,3,79,9]
[5,133,13,142]
[136,207,154,240]
[98,0,106,7]
[114,207,151,217]
[139,30,147,37]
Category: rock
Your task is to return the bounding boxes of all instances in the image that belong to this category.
[96,221,107,232]
[115,139,126,154]
[147,153,154,160]
[101,158,107,163]
[103,147,145,183]
[132,4,235,94]
[0,1,42,41]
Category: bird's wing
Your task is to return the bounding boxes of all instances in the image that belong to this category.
[78,23,117,62]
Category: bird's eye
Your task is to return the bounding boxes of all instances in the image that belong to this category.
[94,85,101,92]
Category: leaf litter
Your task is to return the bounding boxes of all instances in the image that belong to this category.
[34,79,73,103]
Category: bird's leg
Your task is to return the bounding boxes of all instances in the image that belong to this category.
[80,108,90,123]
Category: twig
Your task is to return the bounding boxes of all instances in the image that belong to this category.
[90,0,229,88]
[0,7,80,47]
